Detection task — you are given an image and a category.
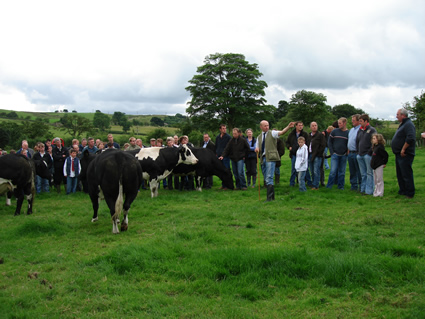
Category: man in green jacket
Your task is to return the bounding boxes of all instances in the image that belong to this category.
[255,120,294,201]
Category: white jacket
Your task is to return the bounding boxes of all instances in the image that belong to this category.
[295,144,308,172]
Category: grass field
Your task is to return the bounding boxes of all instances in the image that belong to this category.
[1,148,424,318]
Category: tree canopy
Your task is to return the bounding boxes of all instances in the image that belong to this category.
[93,111,111,131]
[281,90,332,130]
[331,103,365,119]
[185,53,274,131]
[59,114,94,137]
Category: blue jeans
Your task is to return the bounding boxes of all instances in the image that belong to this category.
[395,153,415,197]
[324,147,330,169]
[348,152,361,190]
[261,158,276,186]
[36,175,49,193]
[357,154,374,194]
[232,159,247,189]
[290,156,312,186]
[326,154,347,189]
[309,156,322,188]
[298,171,307,191]
[221,156,231,187]
[66,176,78,194]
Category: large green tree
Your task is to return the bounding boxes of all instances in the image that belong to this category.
[285,90,332,130]
[332,103,365,119]
[185,53,274,131]
[93,111,111,131]
[59,114,94,137]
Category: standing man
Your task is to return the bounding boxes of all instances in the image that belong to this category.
[220,128,249,190]
[202,133,215,189]
[347,114,362,191]
[255,120,294,201]
[17,140,34,158]
[286,122,310,187]
[107,134,120,149]
[52,137,69,193]
[215,124,232,189]
[356,114,377,195]
[308,122,326,190]
[83,137,98,154]
[126,137,141,151]
[391,108,416,198]
[326,118,349,190]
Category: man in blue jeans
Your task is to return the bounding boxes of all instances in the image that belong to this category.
[256,120,294,201]
[347,114,362,191]
[356,114,377,195]
[326,118,349,190]
[308,122,326,189]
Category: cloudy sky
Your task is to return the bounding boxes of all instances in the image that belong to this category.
[0,0,424,120]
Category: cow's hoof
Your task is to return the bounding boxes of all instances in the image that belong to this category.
[14,212,20,216]
[121,224,128,231]
[27,211,33,215]
[91,217,98,223]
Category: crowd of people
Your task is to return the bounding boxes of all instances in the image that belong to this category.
[0,108,417,200]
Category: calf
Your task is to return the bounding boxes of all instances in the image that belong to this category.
[133,145,198,197]
[0,154,36,216]
[80,149,143,234]
[172,147,234,191]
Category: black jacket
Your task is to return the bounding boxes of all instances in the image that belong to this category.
[309,132,326,162]
[371,144,389,169]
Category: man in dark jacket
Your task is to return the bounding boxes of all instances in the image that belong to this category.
[308,122,326,189]
[216,124,232,189]
[220,128,249,190]
[391,108,416,198]
[202,133,216,189]
[286,122,310,187]
[356,114,377,195]
[52,137,69,193]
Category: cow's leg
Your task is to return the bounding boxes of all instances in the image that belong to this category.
[14,189,23,216]
[196,176,203,192]
[121,190,137,231]
[104,192,121,234]
[26,193,34,215]
[6,191,12,206]
[150,179,159,198]
[89,189,99,222]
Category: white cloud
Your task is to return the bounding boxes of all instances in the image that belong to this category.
[0,0,424,119]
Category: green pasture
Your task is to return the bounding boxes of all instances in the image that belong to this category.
[1,148,424,318]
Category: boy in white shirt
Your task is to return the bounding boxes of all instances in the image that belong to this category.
[295,136,308,192]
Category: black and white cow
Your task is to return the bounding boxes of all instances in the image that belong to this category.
[132,145,198,197]
[0,154,36,216]
[80,149,143,234]
[172,147,234,191]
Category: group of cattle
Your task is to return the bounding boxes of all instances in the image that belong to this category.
[0,145,234,234]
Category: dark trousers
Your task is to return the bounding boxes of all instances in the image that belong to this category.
[395,153,415,197]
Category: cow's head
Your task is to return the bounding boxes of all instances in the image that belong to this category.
[178,145,198,165]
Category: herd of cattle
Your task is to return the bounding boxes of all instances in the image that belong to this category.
[0,145,234,233]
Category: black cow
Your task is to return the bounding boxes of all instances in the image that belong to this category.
[80,149,143,234]
[172,147,234,191]
[0,154,36,216]
[131,145,198,198]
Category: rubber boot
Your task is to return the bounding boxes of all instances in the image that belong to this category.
[266,185,274,201]
[247,174,251,187]
[55,184,61,194]
[252,176,256,188]
[275,174,280,185]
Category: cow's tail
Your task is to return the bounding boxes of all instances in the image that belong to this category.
[113,175,124,222]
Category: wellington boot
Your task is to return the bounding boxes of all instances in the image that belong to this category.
[55,185,61,194]
[275,174,280,184]
[266,185,274,201]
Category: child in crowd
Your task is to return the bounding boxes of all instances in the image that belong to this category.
[370,133,388,197]
[63,149,81,195]
[295,136,309,192]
